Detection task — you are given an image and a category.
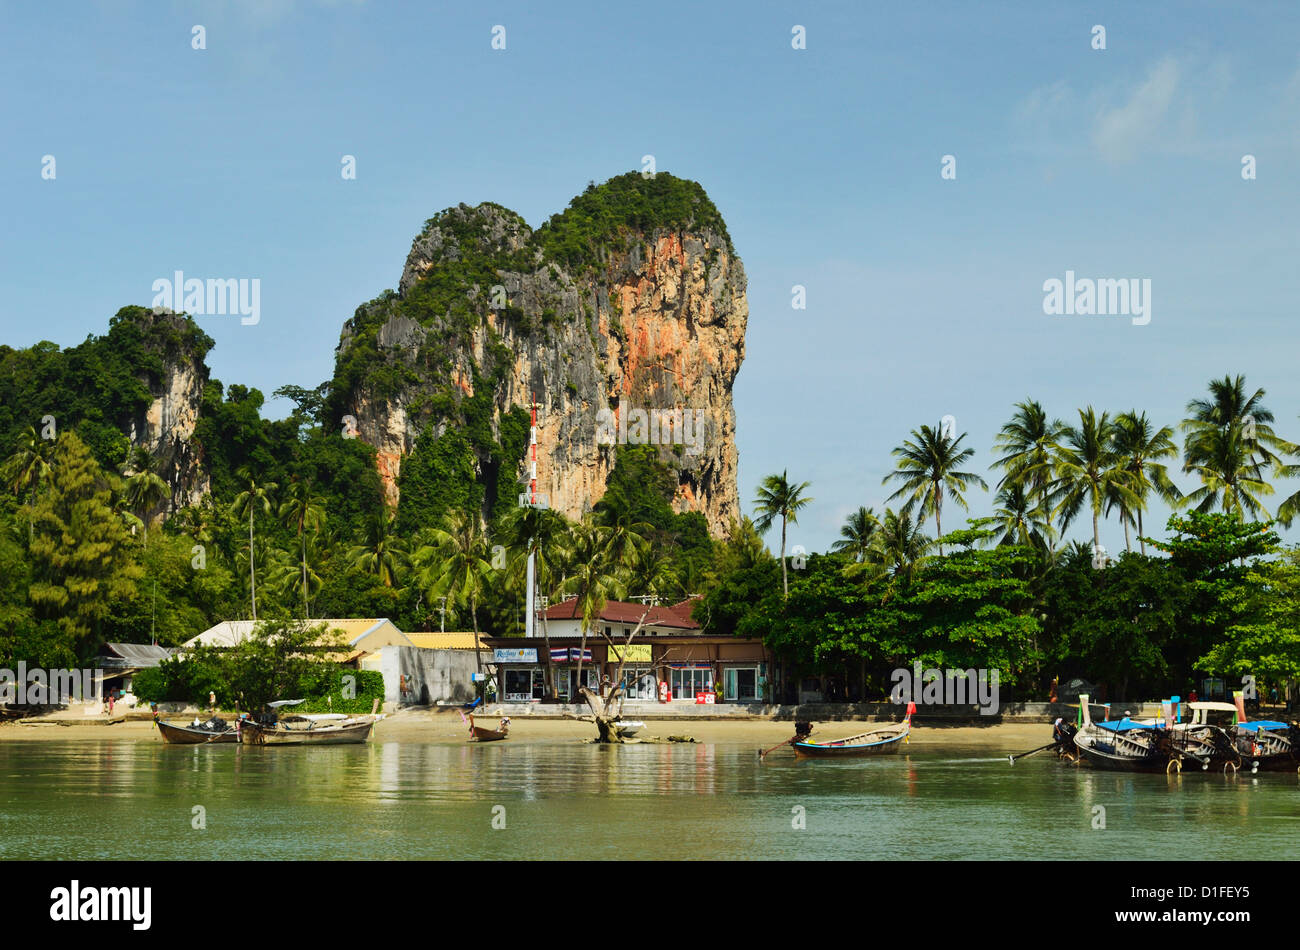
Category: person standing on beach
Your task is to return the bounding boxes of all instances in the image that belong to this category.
[208,691,217,716]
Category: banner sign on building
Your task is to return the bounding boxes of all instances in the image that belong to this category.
[493,648,538,663]
[610,644,652,662]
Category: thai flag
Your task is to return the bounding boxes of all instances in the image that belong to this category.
[550,648,569,662]
[570,648,593,662]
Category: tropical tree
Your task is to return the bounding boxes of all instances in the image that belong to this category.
[1181,375,1293,520]
[831,506,879,563]
[500,504,574,696]
[229,470,277,621]
[556,517,622,691]
[991,483,1053,550]
[2,425,54,542]
[883,424,987,556]
[27,432,143,658]
[752,470,813,598]
[1181,425,1275,521]
[121,449,172,547]
[1048,408,1137,558]
[991,400,1065,548]
[1107,411,1181,553]
[874,507,931,583]
[348,508,408,589]
[278,478,327,619]
[413,510,492,648]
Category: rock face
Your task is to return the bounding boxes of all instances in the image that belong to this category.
[331,173,747,535]
[125,309,211,518]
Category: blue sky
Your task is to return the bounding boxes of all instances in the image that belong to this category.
[2,1,1299,554]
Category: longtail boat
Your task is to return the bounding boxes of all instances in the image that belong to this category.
[156,716,237,744]
[468,713,509,742]
[791,703,914,758]
[1206,692,1298,772]
[1072,694,1210,773]
[239,699,381,746]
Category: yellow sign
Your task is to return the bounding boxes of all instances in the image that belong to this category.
[610,644,652,662]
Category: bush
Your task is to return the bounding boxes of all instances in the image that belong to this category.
[298,669,385,714]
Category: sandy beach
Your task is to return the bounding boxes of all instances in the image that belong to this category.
[0,709,1050,750]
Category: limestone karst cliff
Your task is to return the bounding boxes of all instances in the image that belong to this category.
[328,172,747,535]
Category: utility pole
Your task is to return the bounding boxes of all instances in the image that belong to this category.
[522,393,548,639]
[437,596,446,634]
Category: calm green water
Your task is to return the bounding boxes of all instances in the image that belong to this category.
[0,737,1296,860]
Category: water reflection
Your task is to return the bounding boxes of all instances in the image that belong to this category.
[0,738,1296,860]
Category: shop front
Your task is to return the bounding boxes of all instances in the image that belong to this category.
[486,634,770,705]
[495,647,546,701]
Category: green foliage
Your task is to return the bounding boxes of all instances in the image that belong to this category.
[0,307,212,474]
[1197,550,1300,685]
[28,432,143,658]
[296,669,385,714]
[132,647,228,704]
[532,172,732,273]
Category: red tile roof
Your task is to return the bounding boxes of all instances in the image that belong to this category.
[544,597,701,630]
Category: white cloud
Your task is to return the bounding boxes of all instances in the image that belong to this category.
[1092,58,1182,163]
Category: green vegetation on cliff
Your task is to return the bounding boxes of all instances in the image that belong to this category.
[531,172,733,273]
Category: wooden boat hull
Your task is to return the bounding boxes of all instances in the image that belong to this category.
[157,721,237,744]
[1074,740,1169,772]
[240,719,374,745]
[792,726,909,758]
[470,726,508,742]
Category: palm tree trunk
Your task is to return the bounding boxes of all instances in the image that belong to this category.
[1122,515,1131,553]
[935,485,944,556]
[780,516,789,598]
[1137,509,1146,555]
[1091,504,1100,558]
[471,598,482,674]
[300,531,308,620]
[249,507,257,622]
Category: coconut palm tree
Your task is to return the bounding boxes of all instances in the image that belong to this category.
[278,478,327,619]
[992,400,1065,546]
[2,426,53,543]
[120,450,172,547]
[349,509,408,589]
[624,543,679,602]
[991,483,1054,549]
[413,510,492,671]
[230,470,277,621]
[1107,410,1182,553]
[556,517,622,696]
[831,506,879,562]
[1181,425,1275,521]
[752,470,814,598]
[1050,408,1137,557]
[873,507,931,583]
[883,423,987,556]
[1182,376,1292,521]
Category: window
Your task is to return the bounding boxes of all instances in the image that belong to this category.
[619,668,655,700]
[670,667,713,700]
[723,667,759,702]
[556,667,599,700]
[505,669,535,702]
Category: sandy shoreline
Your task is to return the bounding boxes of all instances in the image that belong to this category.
[0,710,1050,749]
